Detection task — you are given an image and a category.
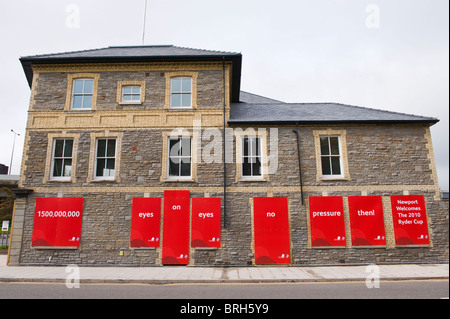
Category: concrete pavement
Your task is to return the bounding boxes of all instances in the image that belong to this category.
[0,255,448,284]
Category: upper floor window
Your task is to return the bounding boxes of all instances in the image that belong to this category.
[170,77,192,108]
[51,139,73,180]
[117,81,146,104]
[319,136,342,178]
[71,79,94,109]
[121,86,141,102]
[65,73,99,111]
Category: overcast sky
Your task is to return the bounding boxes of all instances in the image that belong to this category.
[0,0,448,189]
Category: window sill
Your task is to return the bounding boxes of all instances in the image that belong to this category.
[66,109,95,113]
[118,101,143,105]
[239,177,267,182]
[47,178,73,183]
[90,178,117,183]
[164,178,196,183]
[319,176,349,181]
[166,107,195,111]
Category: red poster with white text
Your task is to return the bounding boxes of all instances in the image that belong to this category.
[253,197,291,264]
[130,198,161,248]
[309,196,346,247]
[191,198,221,248]
[32,197,83,247]
[348,196,386,247]
[162,190,190,264]
[390,195,430,246]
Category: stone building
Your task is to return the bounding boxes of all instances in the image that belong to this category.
[7,45,448,266]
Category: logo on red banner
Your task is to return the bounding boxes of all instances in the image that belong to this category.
[308,196,346,247]
[253,197,291,265]
[348,196,386,247]
[162,190,190,265]
[191,197,221,248]
[32,197,83,247]
[390,195,430,246]
[130,198,161,248]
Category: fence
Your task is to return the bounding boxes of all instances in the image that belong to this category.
[0,232,9,247]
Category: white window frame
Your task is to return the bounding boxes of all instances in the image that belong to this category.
[241,137,263,179]
[50,139,74,181]
[121,85,142,103]
[71,78,94,110]
[94,138,117,181]
[167,137,192,180]
[170,77,192,108]
[319,135,344,179]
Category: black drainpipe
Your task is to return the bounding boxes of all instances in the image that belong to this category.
[292,129,304,205]
[222,57,227,228]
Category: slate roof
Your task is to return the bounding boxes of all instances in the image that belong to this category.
[21,45,240,60]
[20,45,242,102]
[19,46,438,126]
[229,101,439,125]
[239,91,285,104]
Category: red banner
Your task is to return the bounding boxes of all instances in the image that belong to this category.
[390,195,430,246]
[348,196,386,247]
[162,190,190,264]
[253,197,291,264]
[130,198,161,248]
[32,197,83,247]
[309,196,346,247]
[191,197,221,248]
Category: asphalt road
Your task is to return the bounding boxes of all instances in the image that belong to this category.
[0,280,448,299]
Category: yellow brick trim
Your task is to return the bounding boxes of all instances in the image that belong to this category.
[381,196,396,248]
[28,68,40,111]
[27,184,438,195]
[116,81,146,104]
[164,71,198,109]
[27,110,225,130]
[18,130,31,188]
[33,62,229,74]
[313,129,351,182]
[424,127,441,200]
[249,197,255,265]
[155,197,164,264]
[342,196,352,248]
[64,73,100,111]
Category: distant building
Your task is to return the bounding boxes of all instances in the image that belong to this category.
[0,164,8,175]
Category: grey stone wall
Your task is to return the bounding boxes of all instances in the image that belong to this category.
[18,190,448,266]
[15,66,448,266]
[32,70,224,111]
[17,125,449,266]
[21,125,435,189]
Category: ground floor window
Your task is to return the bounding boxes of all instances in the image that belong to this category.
[168,137,192,179]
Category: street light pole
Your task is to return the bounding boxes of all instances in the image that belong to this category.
[9,129,20,175]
